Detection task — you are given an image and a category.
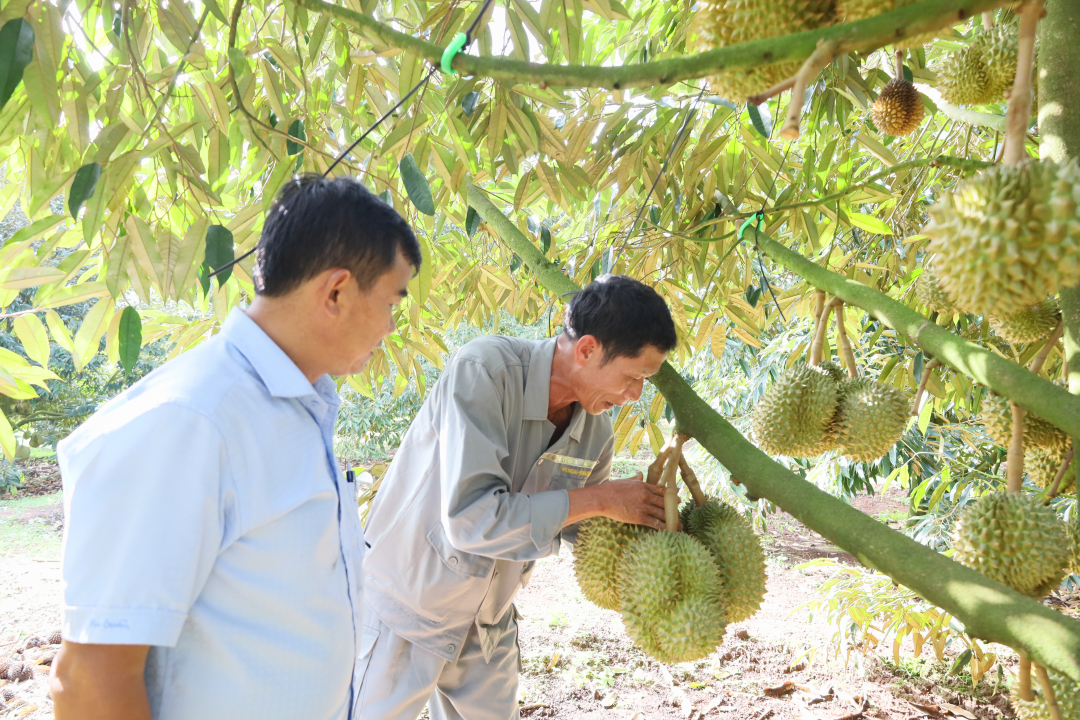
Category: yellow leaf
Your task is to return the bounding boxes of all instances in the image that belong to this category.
[0,409,14,460]
[13,314,50,368]
[711,322,728,359]
[627,427,645,459]
[36,282,109,309]
[0,266,66,290]
[72,299,115,373]
[649,392,665,423]
[646,422,664,455]
[44,310,74,355]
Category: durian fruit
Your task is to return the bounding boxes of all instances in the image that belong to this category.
[816,361,847,384]
[951,492,1070,598]
[871,78,925,136]
[989,298,1061,344]
[684,500,767,623]
[980,394,1069,453]
[574,517,651,610]
[1026,446,1073,493]
[914,270,958,314]
[836,0,937,48]
[750,364,842,457]
[620,531,727,663]
[47,630,62,645]
[688,0,836,100]
[5,663,30,683]
[833,379,910,462]
[936,43,996,105]
[1011,667,1080,720]
[978,23,1019,100]
[922,160,1080,318]
[1068,512,1080,577]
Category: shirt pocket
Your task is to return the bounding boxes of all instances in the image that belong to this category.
[541,453,596,492]
[400,524,494,623]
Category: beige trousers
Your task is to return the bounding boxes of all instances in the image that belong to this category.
[354,613,520,720]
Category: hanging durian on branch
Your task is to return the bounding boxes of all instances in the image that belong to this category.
[870,51,926,137]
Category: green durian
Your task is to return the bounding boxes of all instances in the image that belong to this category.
[980,394,1069,454]
[1068,511,1080,578]
[936,43,996,105]
[688,0,836,100]
[914,270,958,314]
[620,532,727,663]
[574,517,651,610]
[1011,667,1080,720]
[684,500,767,623]
[836,0,937,48]
[951,492,1070,598]
[833,379,910,462]
[990,298,1060,344]
[1026,446,1073,493]
[751,363,842,457]
[977,23,1019,100]
[922,160,1080,318]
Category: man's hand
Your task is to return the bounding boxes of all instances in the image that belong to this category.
[566,473,670,530]
[51,641,151,720]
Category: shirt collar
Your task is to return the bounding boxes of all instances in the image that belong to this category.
[221,308,322,399]
[522,338,556,421]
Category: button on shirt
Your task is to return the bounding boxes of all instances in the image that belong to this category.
[362,336,613,662]
[58,308,364,720]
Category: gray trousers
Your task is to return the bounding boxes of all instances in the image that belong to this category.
[354,613,520,720]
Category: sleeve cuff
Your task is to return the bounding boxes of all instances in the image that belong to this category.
[63,606,188,646]
[529,489,570,553]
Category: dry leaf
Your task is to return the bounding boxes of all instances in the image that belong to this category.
[939,703,976,719]
[601,692,618,708]
[764,682,796,698]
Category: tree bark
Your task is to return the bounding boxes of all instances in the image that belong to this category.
[467,182,1080,681]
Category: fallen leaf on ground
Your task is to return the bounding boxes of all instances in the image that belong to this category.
[764,682,796,698]
[939,703,976,719]
[601,692,618,708]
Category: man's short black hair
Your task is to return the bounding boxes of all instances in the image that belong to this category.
[254,174,422,296]
[563,275,677,361]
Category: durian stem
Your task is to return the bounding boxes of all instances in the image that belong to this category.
[810,298,838,366]
[1020,657,1034,702]
[1034,663,1063,720]
[747,77,796,106]
[678,452,708,508]
[1045,446,1073,501]
[1030,321,1065,377]
[662,435,685,532]
[814,289,826,330]
[911,359,942,417]
[1003,0,1043,166]
[780,39,840,140]
[1007,400,1027,493]
[982,10,995,29]
[835,302,859,379]
[894,50,904,78]
[646,436,678,485]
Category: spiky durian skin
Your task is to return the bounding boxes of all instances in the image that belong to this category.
[574,517,651,610]
[990,298,1061,344]
[684,500,767,623]
[1026,446,1073,493]
[915,270,958,314]
[620,532,727,663]
[688,0,836,99]
[871,78,925,136]
[1069,512,1080,578]
[833,379,910,462]
[836,0,936,48]
[922,160,1080,318]
[980,394,1069,453]
[936,43,996,106]
[1011,668,1080,720]
[977,23,1019,100]
[952,492,1070,598]
[816,360,847,384]
[751,364,841,457]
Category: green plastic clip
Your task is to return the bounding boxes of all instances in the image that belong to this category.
[441,32,468,75]
[738,210,765,241]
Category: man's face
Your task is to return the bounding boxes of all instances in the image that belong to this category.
[571,337,668,414]
[334,251,414,376]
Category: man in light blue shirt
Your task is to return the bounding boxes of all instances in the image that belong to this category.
[49,174,421,720]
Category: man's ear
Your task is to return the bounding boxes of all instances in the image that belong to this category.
[320,268,354,317]
[574,335,603,365]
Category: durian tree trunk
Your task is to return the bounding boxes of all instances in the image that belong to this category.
[466,183,1080,681]
[1038,0,1080,489]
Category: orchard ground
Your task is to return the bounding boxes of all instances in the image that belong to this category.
[0,452,1063,720]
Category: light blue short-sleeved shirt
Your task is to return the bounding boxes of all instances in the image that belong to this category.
[58,308,365,720]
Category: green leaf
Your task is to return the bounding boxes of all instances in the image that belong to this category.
[847,212,893,235]
[379,190,393,206]
[287,119,305,155]
[204,225,235,286]
[902,64,913,82]
[948,649,973,677]
[0,19,34,110]
[399,153,434,216]
[117,306,142,375]
[465,206,480,238]
[228,47,250,78]
[461,91,479,117]
[747,102,772,140]
[704,96,738,110]
[540,226,551,253]
[68,163,101,219]
[204,0,229,23]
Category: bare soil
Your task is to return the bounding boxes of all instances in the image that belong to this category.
[0,462,1031,720]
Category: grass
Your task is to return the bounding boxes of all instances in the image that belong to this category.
[0,490,63,561]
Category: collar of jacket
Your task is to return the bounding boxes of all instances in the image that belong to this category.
[521,337,586,442]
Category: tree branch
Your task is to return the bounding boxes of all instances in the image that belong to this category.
[466,181,1080,681]
[781,39,839,139]
[295,0,1012,90]
[752,230,1080,439]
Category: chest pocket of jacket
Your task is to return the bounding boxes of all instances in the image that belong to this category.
[540,453,596,492]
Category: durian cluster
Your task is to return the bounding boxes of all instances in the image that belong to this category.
[573,499,767,664]
[936,24,1019,106]
[751,362,909,461]
[1011,667,1080,720]
[922,160,1080,318]
[980,394,1073,492]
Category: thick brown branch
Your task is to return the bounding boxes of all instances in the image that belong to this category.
[835,301,858,379]
[781,39,839,139]
[1030,321,1065,376]
[1007,400,1026,493]
[1045,446,1073,501]
[911,359,942,416]
[1003,0,1043,165]
[747,77,796,106]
